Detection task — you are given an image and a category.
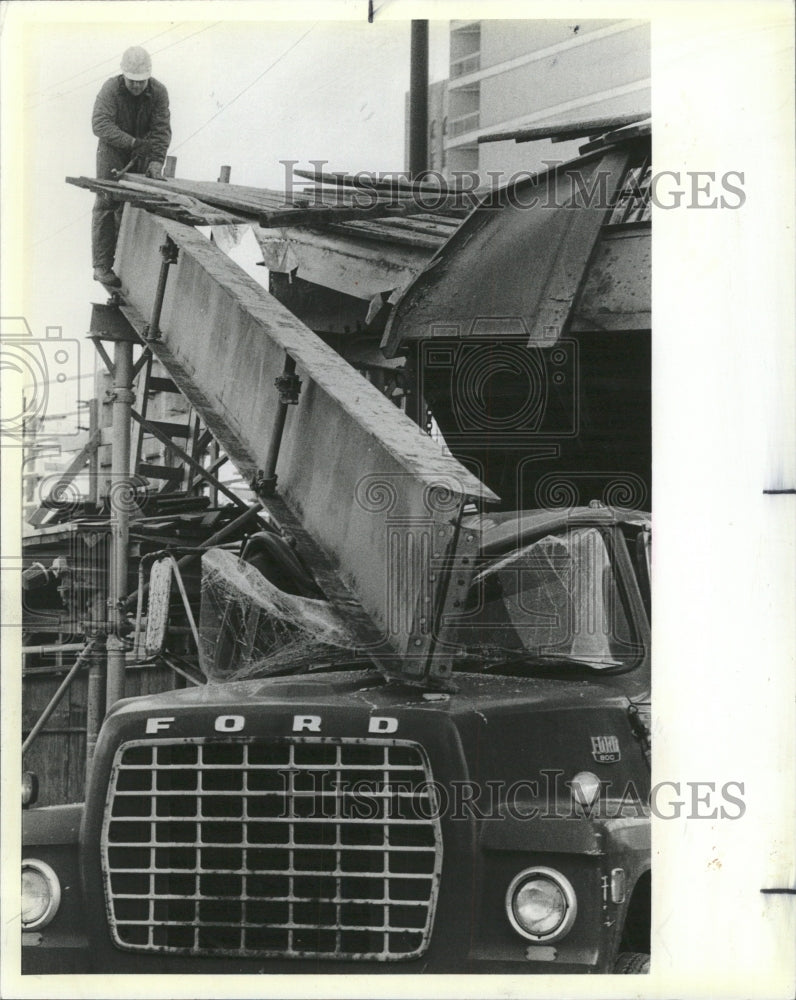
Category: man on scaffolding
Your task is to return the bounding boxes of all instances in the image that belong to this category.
[91,46,171,287]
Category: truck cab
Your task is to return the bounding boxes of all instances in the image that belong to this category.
[22,503,650,974]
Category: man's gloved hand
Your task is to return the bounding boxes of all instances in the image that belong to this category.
[145,161,165,180]
[132,137,150,155]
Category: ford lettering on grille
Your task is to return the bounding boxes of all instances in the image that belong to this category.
[101,738,442,960]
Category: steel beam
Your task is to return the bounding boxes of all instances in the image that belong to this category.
[114,208,497,681]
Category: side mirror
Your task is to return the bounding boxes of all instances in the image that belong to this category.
[22,771,39,808]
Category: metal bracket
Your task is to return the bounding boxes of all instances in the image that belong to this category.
[252,470,277,497]
[108,387,135,405]
[274,371,302,405]
[160,238,179,265]
[89,336,116,377]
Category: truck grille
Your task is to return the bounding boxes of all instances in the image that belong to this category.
[101,738,442,960]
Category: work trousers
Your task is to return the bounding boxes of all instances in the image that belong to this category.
[91,193,124,271]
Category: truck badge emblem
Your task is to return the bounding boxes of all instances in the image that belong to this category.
[591,735,621,763]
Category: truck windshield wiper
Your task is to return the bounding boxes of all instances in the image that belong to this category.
[253,656,381,681]
[457,650,621,673]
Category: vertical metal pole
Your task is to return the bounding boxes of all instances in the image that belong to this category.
[106,340,134,709]
[146,239,178,341]
[85,633,106,779]
[218,165,231,183]
[163,155,177,178]
[260,355,297,495]
[408,20,429,179]
[405,342,428,430]
[87,398,99,506]
[209,440,220,505]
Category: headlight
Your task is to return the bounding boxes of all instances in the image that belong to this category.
[21,859,61,930]
[505,866,577,942]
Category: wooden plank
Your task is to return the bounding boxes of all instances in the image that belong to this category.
[144,419,191,439]
[478,111,651,144]
[329,219,443,250]
[126,175,470,223]
[129,177,319,216]
[258,201,411,228]
[293,167,484,195]
[119,179,245,225]
[258,199,468,229]
[368,216,460,238]
[66,177,252,226]
[578,122,652,155]
[138,462,185,480]
[146,375,180,393]
[411,214,462,228]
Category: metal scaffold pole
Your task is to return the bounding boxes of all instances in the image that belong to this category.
[106,338,135,709]
[408,20,429,180]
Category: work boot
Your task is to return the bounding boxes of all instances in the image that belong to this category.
[93,268,121,287]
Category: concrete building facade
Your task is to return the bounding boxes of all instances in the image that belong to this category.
[412,18,650,182]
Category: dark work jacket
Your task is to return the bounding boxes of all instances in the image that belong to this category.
[93,75,171,178]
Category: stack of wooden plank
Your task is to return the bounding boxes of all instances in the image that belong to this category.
[66,166,479,236]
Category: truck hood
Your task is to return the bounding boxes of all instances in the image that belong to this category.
[97,669,649,800]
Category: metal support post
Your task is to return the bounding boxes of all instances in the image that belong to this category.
[405,342,429,430]
[22,643,85,658]
[88,398,99,506]
[85,633,107,779]
[145,238,179,340]
[408,20,429,179]
[106,338,135,710]
[257,355,301,497]
[209,440,220,504]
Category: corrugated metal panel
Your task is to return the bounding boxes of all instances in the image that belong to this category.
[381,146,632,355]
[570,226,651,331]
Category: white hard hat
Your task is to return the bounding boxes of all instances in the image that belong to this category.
[121,46,152,81]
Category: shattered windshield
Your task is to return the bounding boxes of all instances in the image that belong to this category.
[198,548,358,682]
[448,526,641,674]
[198,525,642,683]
